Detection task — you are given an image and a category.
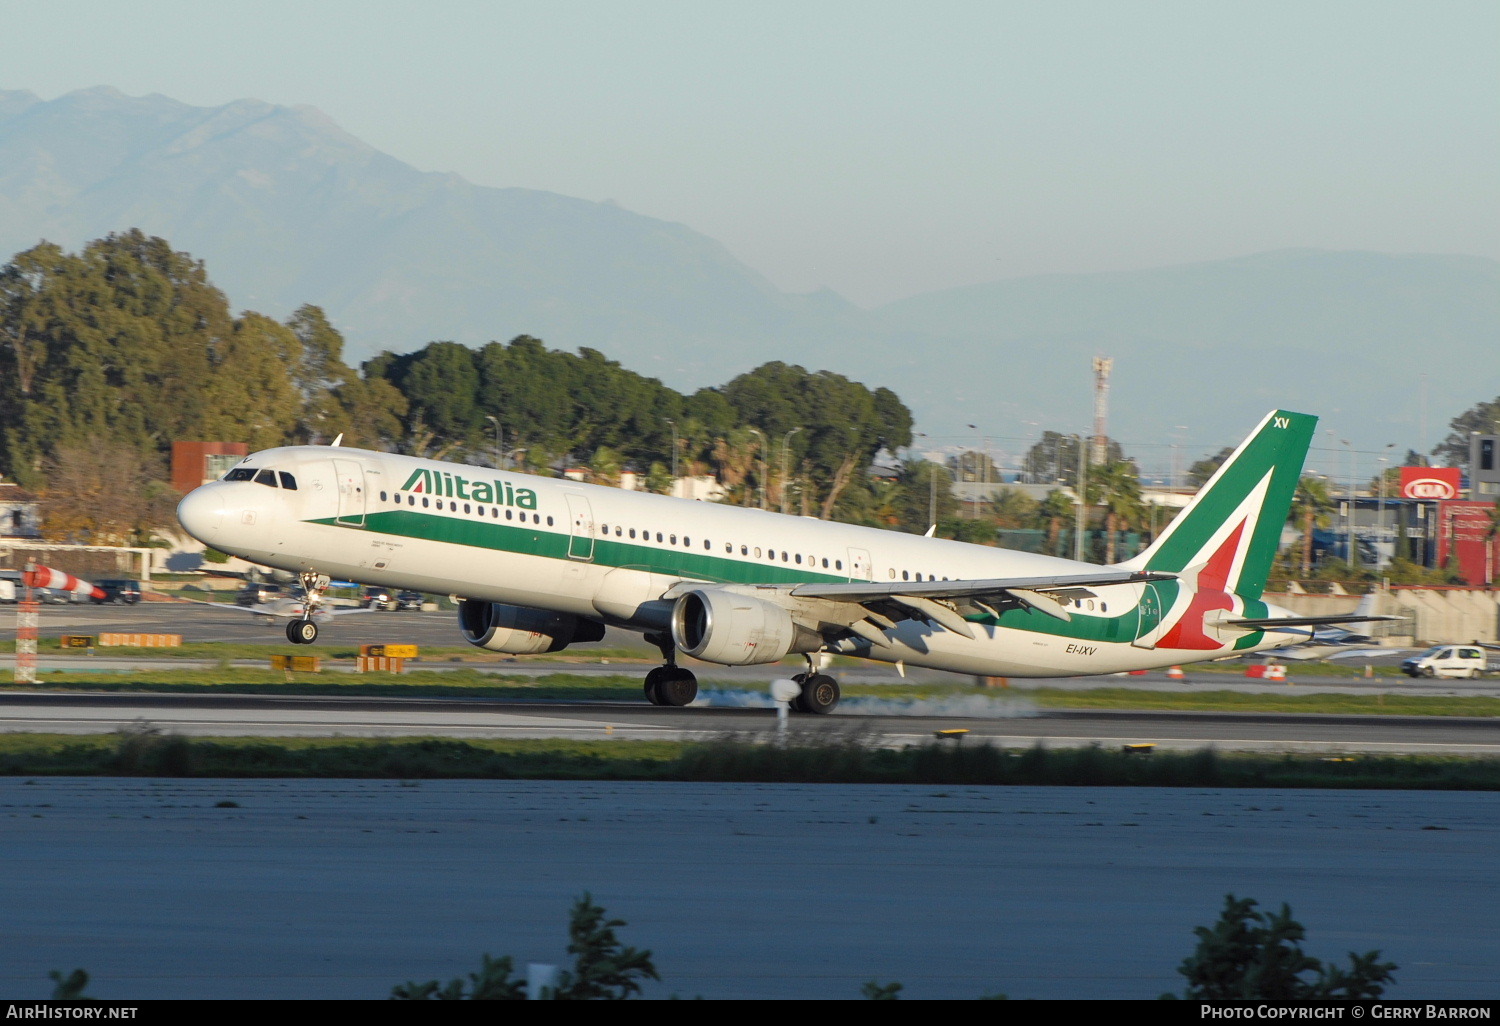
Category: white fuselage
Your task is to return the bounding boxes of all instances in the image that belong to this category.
[177,445,1302,677]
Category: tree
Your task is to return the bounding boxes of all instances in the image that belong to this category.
[390,894,657,1000]
[1433,396,1500,467]
[989,486,1039,529]
[1165,894,1396,1000]
[720,362,912,519]
[286,304,358,443]
[41,442,179,546]
[1034,489,1077,557]
[1090,459,1145,563]
[1022,432,1124,487]
[1186,446,1234,488]
[1290,476,1334,576]
[0,232,297,484]
[892,459,957,534]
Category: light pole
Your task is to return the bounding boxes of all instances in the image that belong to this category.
[1350,438,1362,573]
[664,419,677,497]
[747,427,766,509]
[780,426,803,514]
[484,415,503,470]
[967,423,983,518]
[1071,433,1088,562]
[916,433,936,527]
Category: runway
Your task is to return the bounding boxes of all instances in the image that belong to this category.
[4,690,1500,756]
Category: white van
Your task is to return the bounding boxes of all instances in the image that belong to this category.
[1401,645,1490,679]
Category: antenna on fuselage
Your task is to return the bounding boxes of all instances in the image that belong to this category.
[330,434,343,447]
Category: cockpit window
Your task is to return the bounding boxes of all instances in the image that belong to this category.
[278,472,298,490]
[254,469,279,487]
[224,468,255,482]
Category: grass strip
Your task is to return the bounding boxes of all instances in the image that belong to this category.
[7,668,1500,717]
[2,729,1498,789]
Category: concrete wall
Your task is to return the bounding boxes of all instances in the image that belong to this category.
[1270,587,1500,645]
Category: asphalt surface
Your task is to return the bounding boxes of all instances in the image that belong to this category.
[5,602,1498,1002]
[6,600,1500,754]
[3,778,1497,1000]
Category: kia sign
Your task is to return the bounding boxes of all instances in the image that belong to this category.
[1400,466,1461,500]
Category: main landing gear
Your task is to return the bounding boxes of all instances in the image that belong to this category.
[790,653,840,715]
[637,640,841,714]
[643,633,698,706]
[286,571,331,646]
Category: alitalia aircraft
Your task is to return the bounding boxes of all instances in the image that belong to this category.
[176,408,1379,713]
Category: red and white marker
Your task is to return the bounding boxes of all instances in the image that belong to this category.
[22,564,107,601]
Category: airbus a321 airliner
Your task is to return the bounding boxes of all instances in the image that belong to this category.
[176,408,1374,713]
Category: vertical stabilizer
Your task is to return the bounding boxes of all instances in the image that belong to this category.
[1122,410,1316,604]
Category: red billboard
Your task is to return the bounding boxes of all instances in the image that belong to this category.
[1400,467,1461,500]
[1436,500,1499,585]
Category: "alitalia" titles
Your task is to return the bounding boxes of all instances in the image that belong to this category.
[400,468,538,509]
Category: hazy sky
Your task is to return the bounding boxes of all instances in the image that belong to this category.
[2,0,1495,308]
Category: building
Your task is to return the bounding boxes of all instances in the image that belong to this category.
[171,442,249,495]
[0,478,42,540]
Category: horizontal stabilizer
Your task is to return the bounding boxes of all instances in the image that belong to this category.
[1224,614,1402,630]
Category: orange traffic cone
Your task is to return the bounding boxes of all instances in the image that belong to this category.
[1167,665,1186,681]
[1266,664,1288,683]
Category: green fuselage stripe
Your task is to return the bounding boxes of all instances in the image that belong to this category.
[309,509,1141,645]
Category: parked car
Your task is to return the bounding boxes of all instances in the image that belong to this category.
[39,587,83,604]
[91,579,142,605]
[1401,645,1490,679]
[235,582,285,606]
[394,590,424,611]
[363,585,396,610]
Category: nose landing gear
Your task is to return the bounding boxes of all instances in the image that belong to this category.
[286,571,331,646]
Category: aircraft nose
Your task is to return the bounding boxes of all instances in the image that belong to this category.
[177,485,227,544]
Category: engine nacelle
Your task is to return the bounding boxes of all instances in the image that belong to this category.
[458,600,606,655]
[671,588,798,666]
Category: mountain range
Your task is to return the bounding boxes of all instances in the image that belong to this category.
[2,86,1495,468]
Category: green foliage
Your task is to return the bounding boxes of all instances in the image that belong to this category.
[1187,446,1234,487]
[1433,395,1500,467]
[554,892,660,999]
[391,954,525,1000]
[390,894,657,1000]
[49,968,94,1000]
[1165,894,1396,1000]
[862,979,903,999]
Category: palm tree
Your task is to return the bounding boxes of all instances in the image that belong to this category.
[1290,476,1334,577]
[1034,490,1076,558]
[1091,459,1145,563]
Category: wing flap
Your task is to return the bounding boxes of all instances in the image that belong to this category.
[791,569,1174,604]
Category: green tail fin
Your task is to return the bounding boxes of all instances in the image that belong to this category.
[1122,410,1316,603]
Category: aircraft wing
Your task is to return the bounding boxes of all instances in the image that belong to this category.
[746,570,1178,641]
[167,596,376,620]
[790,569,1175,604]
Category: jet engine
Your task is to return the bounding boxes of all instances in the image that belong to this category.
[670,588,803,666]
[458,600,606,654]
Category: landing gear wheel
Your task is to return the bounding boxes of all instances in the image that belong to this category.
[287,619,318,645]
[655,668,698,707]
[798,673,840,715]
[788,672,810,713]
[644,666,668,705]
